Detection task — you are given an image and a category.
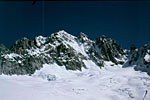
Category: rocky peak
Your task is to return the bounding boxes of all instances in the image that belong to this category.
[10,37,35,54]
[78,32,89,43]
[50,30,75,42]
[96,35,113,45]
[94,35,125,64]
[0,44,9,53]
[77,32,94,51]
[123,44,150,75]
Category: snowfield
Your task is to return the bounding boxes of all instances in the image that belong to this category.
[0,61,150,100]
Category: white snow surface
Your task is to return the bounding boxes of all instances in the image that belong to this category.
[0,61,150,100]
[35,36,47,47]
[144,53,150,62]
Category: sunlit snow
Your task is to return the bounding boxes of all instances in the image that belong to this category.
[144,53,150,62]
[0,61,150,100]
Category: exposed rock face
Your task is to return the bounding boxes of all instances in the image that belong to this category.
[95,35,125,64]
[0,30,126,75]
[10,38,36,54]
[123,44,150,75]
[86,35,126,67]
[0,44,9,54]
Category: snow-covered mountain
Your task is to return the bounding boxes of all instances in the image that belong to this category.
[0,30,126,75]
[0,30,150,100]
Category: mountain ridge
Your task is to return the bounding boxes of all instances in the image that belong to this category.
[0,30,149,75]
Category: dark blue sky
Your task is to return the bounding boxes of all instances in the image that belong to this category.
[0,1,150,49]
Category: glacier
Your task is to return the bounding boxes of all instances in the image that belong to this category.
[0,61,150,100]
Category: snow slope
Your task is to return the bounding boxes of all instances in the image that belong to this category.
[0,61,150,100]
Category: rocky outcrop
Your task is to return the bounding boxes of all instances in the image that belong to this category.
[94,35,125,64]
[87,35,126,67]
[10,37,35,54]
[123,44,150,75]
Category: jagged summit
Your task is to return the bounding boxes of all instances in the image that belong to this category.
[101,35,107,38]
[50,30,76,43]
[51,30,75,38]
[123,44,150,75]
[0,44,8,51]
[54,30,72,36]
[94,35,125,64]
[10,37,35,54]
[78,32,92,44]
